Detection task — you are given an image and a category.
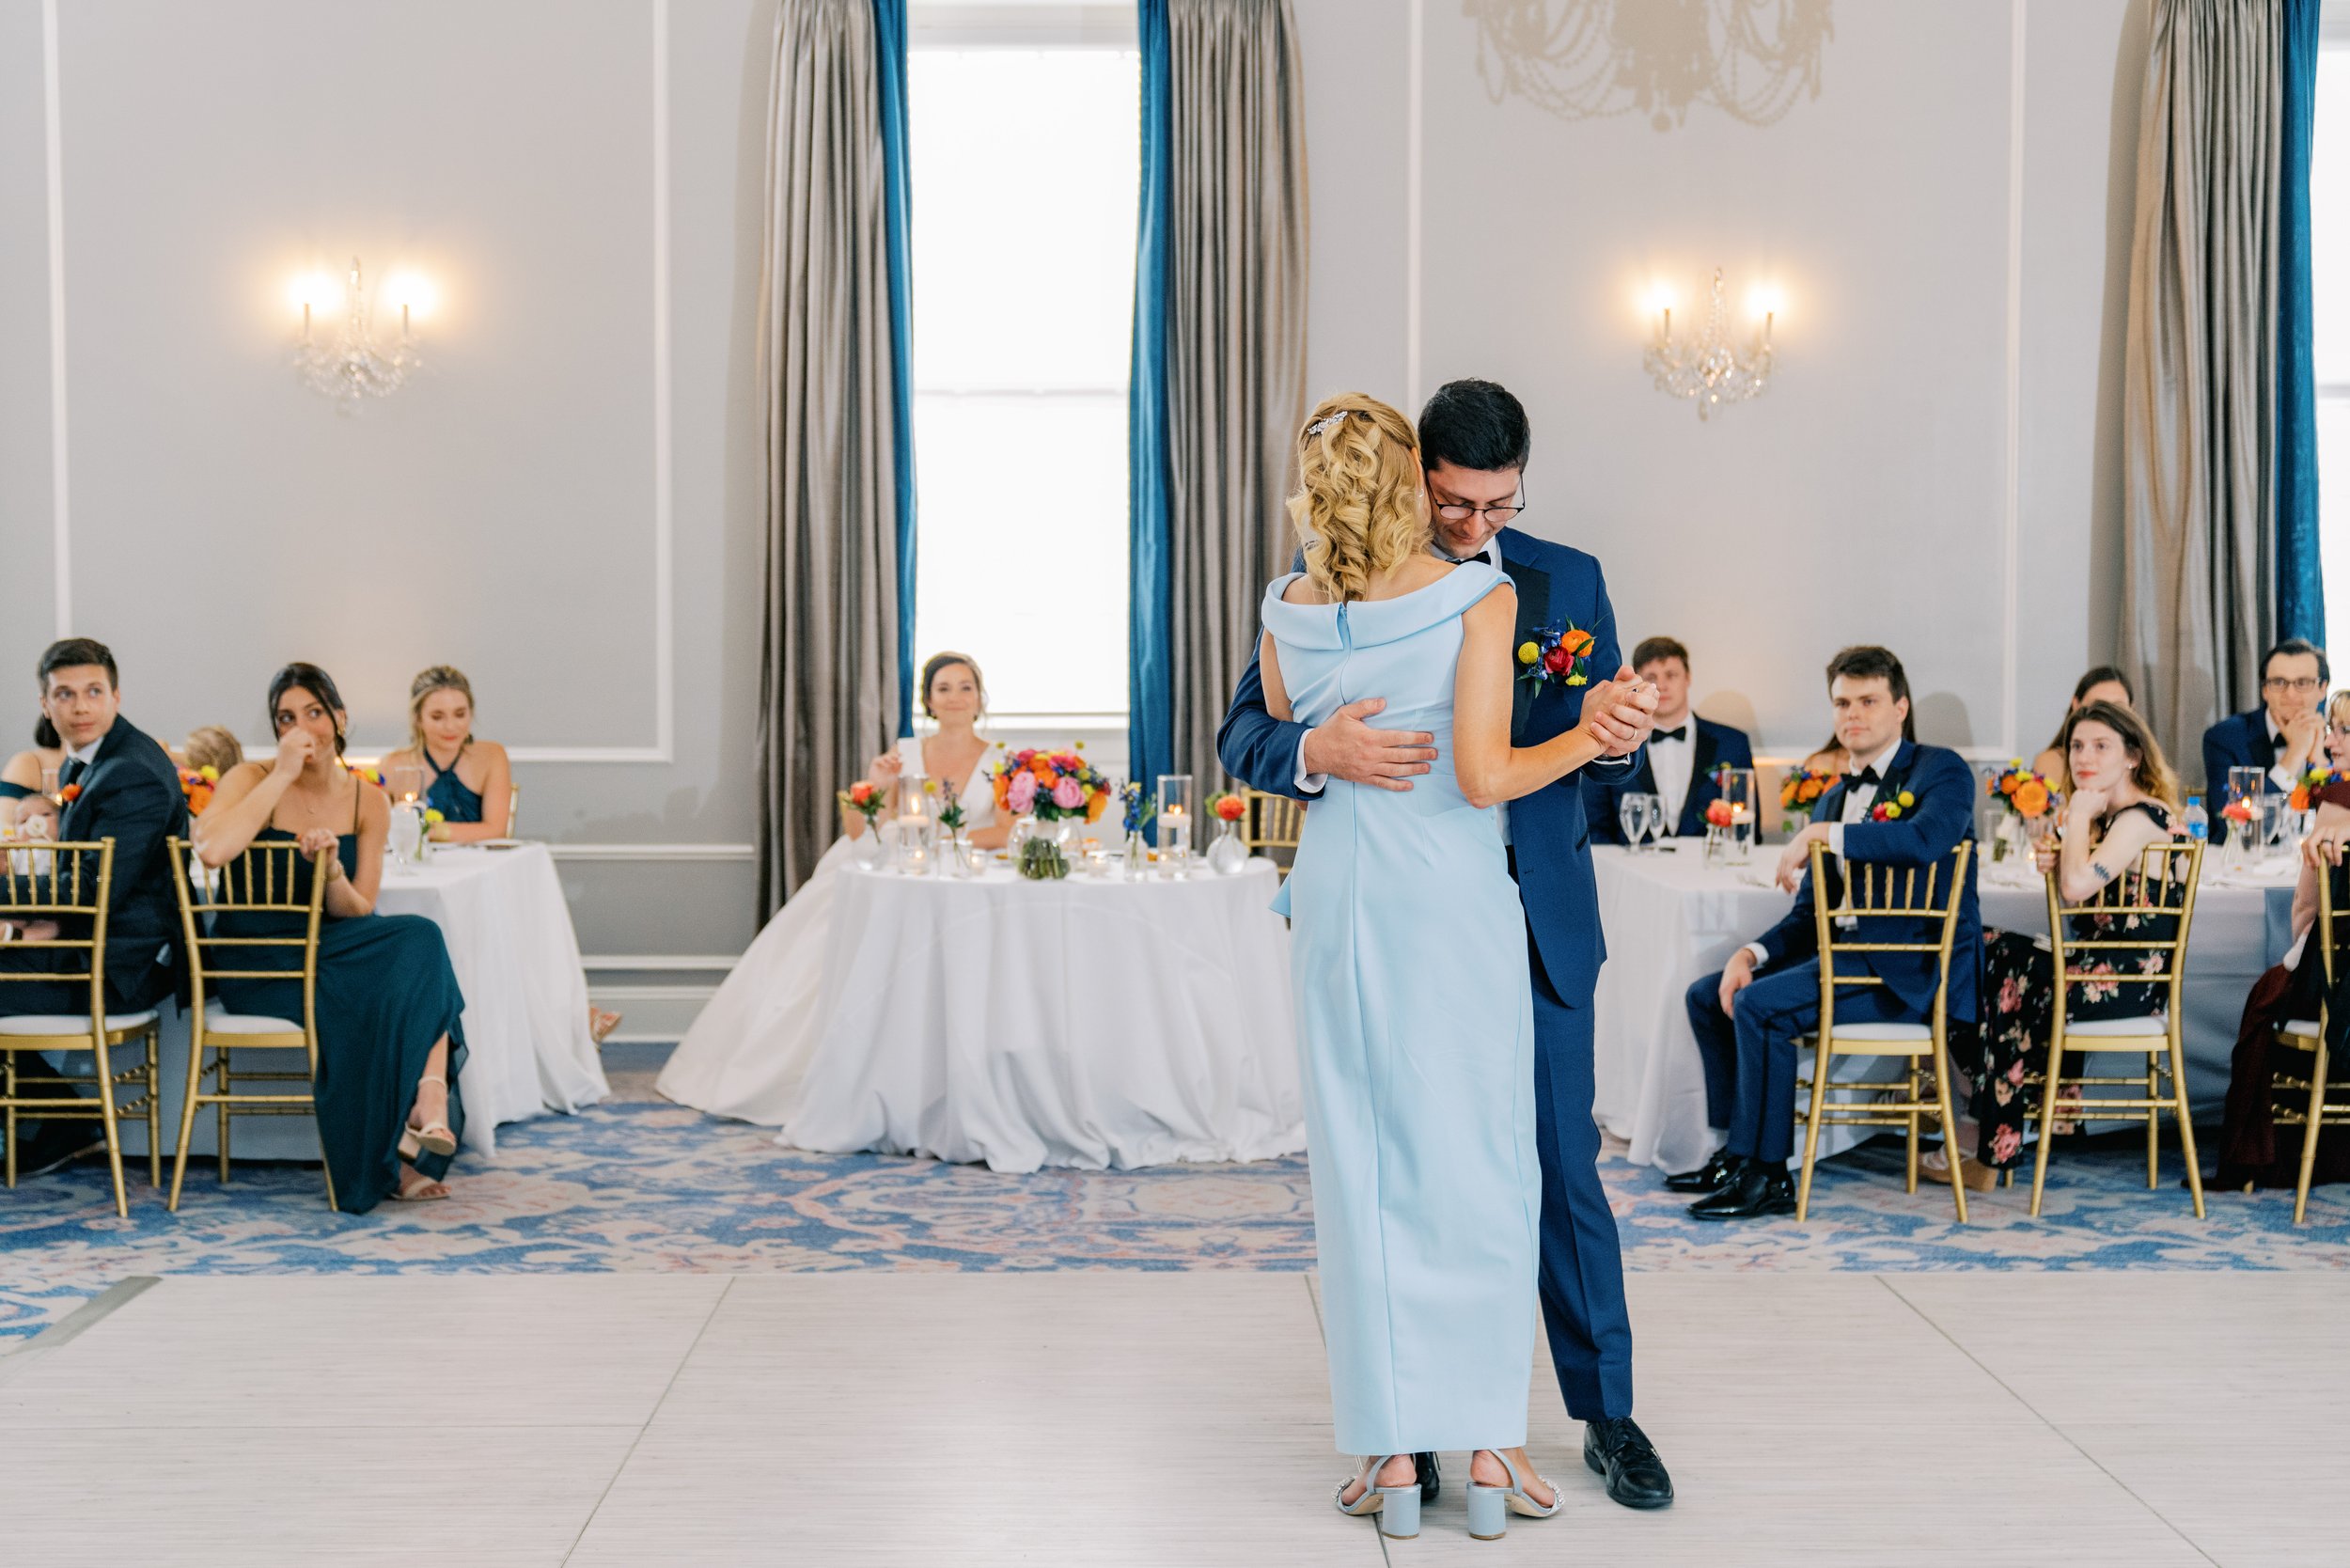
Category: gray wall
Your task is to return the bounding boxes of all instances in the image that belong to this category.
[2,1,2149,1031]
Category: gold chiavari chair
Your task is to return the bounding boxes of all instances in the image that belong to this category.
[504,781,521,839]
[1792,840,1974,1223]
[166,837,336,1211]
[2025,839,2204,1217]
[2264,860,2348,1225]
[1245,790,1305,882]
[0,838,161,1216]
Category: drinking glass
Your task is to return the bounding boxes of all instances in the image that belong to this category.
[1637,794,1665,851]
[1155,774,1194,877]
[1618,792,1649,853]
[39,764,59,801]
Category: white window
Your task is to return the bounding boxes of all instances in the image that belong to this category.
[2317,10,2350,663]
[908,16,1139,724]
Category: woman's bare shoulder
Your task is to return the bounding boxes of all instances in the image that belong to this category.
[1278,575,1328,605]
[0,750,41,786]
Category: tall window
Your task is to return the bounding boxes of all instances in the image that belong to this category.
[2317,16,2350,661]
[908,39,1139,722]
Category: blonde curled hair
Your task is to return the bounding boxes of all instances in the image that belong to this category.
[1288,393,1429,604]
[407,665,476,758]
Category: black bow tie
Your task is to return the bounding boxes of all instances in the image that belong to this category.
[1855,766,1883,786]
[58,757,86,790]
[1654,725,1686,743]
[2271,729,2289,752]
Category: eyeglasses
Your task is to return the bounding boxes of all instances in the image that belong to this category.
[2264,676,2325,694]
[1433,479,1527,524]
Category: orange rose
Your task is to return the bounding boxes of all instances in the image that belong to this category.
[1562,629,1594,655]
[2291,786,2312,811]
[2013,778,2049,817]
[1029,758,1056,781]
[993,776,1011,808]
[1086,789,1109,823]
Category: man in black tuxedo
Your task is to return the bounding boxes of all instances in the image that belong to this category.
[1585,636,1755,841]
[1,638,189,1174]
[2202,637,2329,846]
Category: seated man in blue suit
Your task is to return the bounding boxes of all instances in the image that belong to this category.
[1585,635,1754,841]
[1669,645,1981,1220]
[1218,379,1677,1510]
[2202,637,2330,846]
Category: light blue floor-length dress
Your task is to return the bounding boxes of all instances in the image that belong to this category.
[1262,561,1542,1455]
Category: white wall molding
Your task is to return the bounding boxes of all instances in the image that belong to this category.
[547,841,756,862]
[39,0,679,767]
[1999,0,2028,759]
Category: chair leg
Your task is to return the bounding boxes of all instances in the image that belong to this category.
[2029,1045,2064,1217]
[2144,1057,2160,1189]
[144,1027,161,1190]
[2168,1031,2204,1220]
[1904,1064,1920,1195]
[217,1052,231,1185]
[168,1038,208,1212]
[90,1043,128,1219]
[4,1051,16,1189]
[1931,1039,1968,1224]
[2294,1041,2329,1226]
[1795,1042,1831,1223]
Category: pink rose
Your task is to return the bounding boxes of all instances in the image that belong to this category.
[1991,1125,2021,1163]
[1007,773,1038,812]
[1052,776,1085,810]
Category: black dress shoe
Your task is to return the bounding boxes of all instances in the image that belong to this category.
[11,1120,107,1179]
[1663,1148,1738,1194]
[1686,1158,1796,1221]
[1583,1416,1674,1509]
[1412,1450,1439,1504]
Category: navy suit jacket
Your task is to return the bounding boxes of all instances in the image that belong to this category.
[1584,713,1753,842]
[2201,707,2283,846]
[2,714,188,1011]
[1748,738,1982,1024]
[1215,526,1636,1001]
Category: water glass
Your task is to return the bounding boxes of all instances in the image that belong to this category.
[1155,774,1193,877]
[1618,792,1656,852]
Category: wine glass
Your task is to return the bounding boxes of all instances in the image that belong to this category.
[1618,792,1648,853]
[1637,794,1665,851]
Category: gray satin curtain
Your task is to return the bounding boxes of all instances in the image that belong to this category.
[2120,0,2283,776]
[1165,0,1309,785]
[756,0,903,912]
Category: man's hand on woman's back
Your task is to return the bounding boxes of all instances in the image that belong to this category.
[1301,698,1437,792]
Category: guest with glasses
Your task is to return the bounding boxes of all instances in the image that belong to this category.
[2031,666,2135,785]
[1584,636,1752,841]
[2203,639,2329,845]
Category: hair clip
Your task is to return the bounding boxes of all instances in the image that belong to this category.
[1306,411,1354,438]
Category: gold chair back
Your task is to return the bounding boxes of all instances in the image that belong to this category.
[1245,790,1305,881]
[1793,840,1973,1222]
[2268,855,2350,1223]
[166,837,336,1211]
[0,838,158,1215]
[2026,839,2203,1217]
[504,780,520,838]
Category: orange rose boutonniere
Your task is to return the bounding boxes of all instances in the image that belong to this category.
[56,783,81,806]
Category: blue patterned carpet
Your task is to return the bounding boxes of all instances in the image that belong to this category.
[3,1049,2344,1342]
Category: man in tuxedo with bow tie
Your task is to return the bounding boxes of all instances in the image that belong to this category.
[1219,379,1676,1510]
[0,638,189,1176]
[1668,645,1981,1219]
[2202,638,2329,847]
[1584,636,1754,841]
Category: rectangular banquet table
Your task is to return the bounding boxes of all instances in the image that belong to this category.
[129,840,607,1162]
[780,858,1304,1173]
[1589,842,2295,1175]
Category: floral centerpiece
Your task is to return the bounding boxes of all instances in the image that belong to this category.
[2290,766,2347,812]
[992,745,1113,880]
[1778,765,1840,837]
[1985,761,2054,821]
[1514,621,1594,689]
[178,765,219,816]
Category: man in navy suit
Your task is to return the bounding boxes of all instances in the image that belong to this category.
[0,638,189,1176]
[1585,636,1755,841]
[2202,637,2330,846]
[1669,646,1982,1220]
[1218,380,1676,1510]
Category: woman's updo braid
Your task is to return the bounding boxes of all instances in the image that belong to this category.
[1289,393,1428,604]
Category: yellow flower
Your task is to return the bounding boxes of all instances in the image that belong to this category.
[1881,803,1903,819]
[1516,641,1541,666]
[1896,791,1914,808]
[1566,673,1588,687]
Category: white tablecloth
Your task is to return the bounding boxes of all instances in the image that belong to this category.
[135,841,605,1160]
[1590,844,2295,1174]
[781,859,1303,1173]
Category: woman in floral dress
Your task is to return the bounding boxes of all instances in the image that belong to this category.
[1939,701,2184,1184]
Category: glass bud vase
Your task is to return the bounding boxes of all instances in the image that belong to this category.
[1205,822,1249,875]
[852,822,885,870]
[1122,830,1150,880]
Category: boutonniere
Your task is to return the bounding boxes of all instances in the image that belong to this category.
[2291,766,2348,811]
[1514,620,1594,689]
[1868,783,1917,822]
[57,783,81,805]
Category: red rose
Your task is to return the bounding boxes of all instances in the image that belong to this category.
[1543,645,1572,674]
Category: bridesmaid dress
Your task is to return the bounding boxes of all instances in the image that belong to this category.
[1261,561,1542,1456]
[214,804,469,1213]
[422,744,485,823]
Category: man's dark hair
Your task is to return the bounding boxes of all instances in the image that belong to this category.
[1825,644,1918,742]
[38,637,118,692]
[1418,379,1530,474]
[2261,636,2329,689]
[1631,636,1690,672]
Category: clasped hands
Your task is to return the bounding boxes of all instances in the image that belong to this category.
[1301,666,1659,793]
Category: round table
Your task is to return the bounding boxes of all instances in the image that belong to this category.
[780,858,1303,1173]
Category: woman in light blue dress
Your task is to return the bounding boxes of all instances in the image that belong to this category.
[1258,393,1634,1541]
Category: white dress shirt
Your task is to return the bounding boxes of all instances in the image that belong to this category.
[1646,715,1696,831]
[2266,712,2306,793]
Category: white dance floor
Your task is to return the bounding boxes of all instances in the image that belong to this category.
[3,1271,2335,1565]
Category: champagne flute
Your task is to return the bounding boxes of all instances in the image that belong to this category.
[1618,792,1648,853]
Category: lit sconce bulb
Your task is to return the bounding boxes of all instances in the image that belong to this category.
[288,273,339,342]
[1645,284,1675,342]
[384,274,438,335]
[1748,284,1783,346]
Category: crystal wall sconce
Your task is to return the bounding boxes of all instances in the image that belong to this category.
[289,258,430,411]
[1643,267,1775,420]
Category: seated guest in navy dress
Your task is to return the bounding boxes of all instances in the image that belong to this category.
[2029,666,2133,785]
[1668,646,1981,1219]
[197,663,468,1208]
[2203,638,2329,846]
[373,665,513,842]
[0,713,66,834]
[1585,635,1753,841]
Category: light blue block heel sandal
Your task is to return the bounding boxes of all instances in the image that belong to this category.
[1333,1455,1419,1539]
[1465,1450,1560,1541]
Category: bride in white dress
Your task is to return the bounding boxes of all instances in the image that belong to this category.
[656,653,1003,1124]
